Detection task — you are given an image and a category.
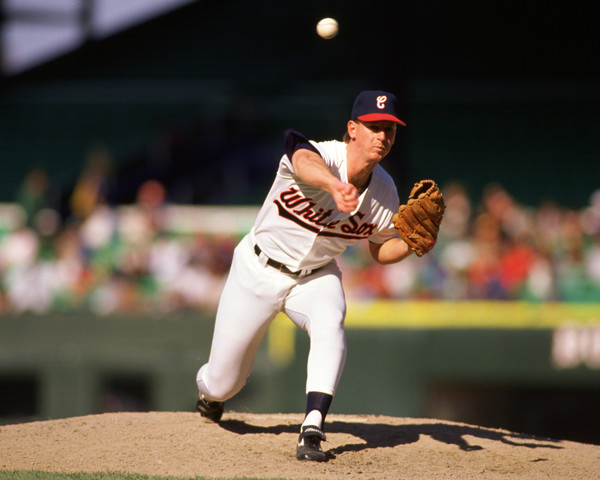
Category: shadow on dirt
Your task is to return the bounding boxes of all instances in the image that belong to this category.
[219,418,564,456]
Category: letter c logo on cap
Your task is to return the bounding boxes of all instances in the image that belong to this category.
[376,95,387,109]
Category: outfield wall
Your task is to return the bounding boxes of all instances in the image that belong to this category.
[1,301,599,444]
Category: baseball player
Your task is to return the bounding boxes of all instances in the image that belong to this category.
[195,90,444,461]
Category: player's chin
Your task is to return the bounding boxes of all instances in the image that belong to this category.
[371,149,388,162]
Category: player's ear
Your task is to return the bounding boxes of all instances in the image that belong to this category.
[347,120,358,141]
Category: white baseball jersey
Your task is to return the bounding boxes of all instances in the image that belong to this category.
[251,138,400,272]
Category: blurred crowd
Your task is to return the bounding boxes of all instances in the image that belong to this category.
[1,165,600,315]
[341,182,600,303]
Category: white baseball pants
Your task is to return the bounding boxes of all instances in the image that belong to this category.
[196,234,347,402]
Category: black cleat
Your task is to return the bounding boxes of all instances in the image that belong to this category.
[196,396,224,423]
[296,425,327,462]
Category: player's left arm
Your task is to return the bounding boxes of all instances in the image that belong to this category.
[369,237,413,265]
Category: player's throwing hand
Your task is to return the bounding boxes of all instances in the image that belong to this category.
[330,180,359,213]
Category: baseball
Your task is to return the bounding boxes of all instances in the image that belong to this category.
[316,17,338,39]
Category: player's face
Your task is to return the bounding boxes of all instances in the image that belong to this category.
[349,120,397,161]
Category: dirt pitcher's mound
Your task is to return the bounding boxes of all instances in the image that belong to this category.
[1,412,599,479]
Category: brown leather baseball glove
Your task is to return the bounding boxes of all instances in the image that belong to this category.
[393,179,445,257]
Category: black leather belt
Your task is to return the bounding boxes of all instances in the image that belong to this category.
[254,244,324,277]
[254,244,300,275]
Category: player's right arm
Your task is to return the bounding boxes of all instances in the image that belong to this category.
[291,149,358,213]
[284,129,358,213]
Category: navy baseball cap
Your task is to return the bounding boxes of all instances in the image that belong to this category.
[351,90,406,126]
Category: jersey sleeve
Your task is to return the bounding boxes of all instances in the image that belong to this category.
[366,169,402,244]
[284,129,320,160]
[282,130,341,179]
[369,212,400,244]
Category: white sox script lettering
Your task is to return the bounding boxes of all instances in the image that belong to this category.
[274,187,376,239]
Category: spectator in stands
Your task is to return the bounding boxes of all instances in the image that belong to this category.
[15,168,50,228]
[2,180,600,312]
[69,144,113,222]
